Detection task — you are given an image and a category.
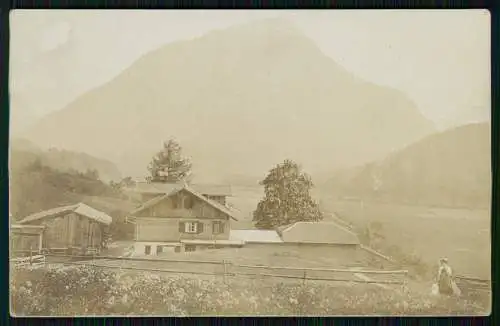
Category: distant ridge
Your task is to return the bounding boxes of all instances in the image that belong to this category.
[10,138,122,182]
[323,122,491,209]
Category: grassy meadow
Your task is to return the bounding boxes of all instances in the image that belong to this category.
[227,186,491,281]
[10,264,489,316]
[318,196,491,281]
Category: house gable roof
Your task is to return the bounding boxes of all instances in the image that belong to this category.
[130,185,238,221]
[277,221,360,245]
[130,182,232,197]
[190,184,233,197]
[17,203,113,226]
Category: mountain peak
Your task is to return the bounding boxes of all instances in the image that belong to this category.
[228,17,302,35]
[195,17,315,52]
[23,20,435,181]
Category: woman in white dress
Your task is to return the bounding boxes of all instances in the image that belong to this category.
[436,258,461,296]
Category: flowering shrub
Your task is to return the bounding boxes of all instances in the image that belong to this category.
[10,266,488,316]
[11,265,118,315]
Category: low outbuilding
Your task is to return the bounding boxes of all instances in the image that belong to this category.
[17,203,113,255]
[10,224,46,257]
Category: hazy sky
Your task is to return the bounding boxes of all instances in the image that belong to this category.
[10,10,490,134]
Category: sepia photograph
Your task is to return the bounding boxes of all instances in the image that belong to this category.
[8,9,491,316]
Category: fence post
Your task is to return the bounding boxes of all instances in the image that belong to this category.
[29,245,33,266]
[222,260,227,284]
[302,269,307,285]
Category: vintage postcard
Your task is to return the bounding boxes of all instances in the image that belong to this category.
[9,9,491,316]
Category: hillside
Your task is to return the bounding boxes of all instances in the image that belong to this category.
[22,18,435,183]
[9,138,122,182]
[9,157,133,218]
[9,139,133,221]
[322,123,491,208]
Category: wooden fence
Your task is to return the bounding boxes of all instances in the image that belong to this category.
[33,253,408,288]
[11,254,46,268]
[454,275,491,295]
[10,252,491,299]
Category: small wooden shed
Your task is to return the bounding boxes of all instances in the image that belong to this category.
[17,203,113,255]
[10,224,45,257]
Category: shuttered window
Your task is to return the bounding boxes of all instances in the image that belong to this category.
[186,222,197,233]
[179,221,204,234]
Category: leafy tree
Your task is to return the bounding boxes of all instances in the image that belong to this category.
[253,159,323,229]
[110,177,136,191]
[110,180,121,191]
[83,169,100,180]
[120,177,135,187]
[27,158,44,171]
[106,210,135,241]
[147,139,192,183]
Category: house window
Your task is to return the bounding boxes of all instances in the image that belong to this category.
[144,245,151,255]
[185,245,196,252]
[179,221,203,234]
[185,222,198,234]
[184,196,194,209]
[212,221,224,234]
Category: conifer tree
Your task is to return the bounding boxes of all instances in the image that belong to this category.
[147,139,192,183]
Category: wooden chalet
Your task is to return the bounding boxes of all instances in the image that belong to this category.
[127,184,241,255]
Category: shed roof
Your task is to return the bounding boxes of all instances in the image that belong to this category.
[131,182,232,196]
[17,203,113,226]
[229,229,283,243]
[277,221,360,245]
[11,224,46,235]
[11,224,45,229]
[129,185,238,221]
